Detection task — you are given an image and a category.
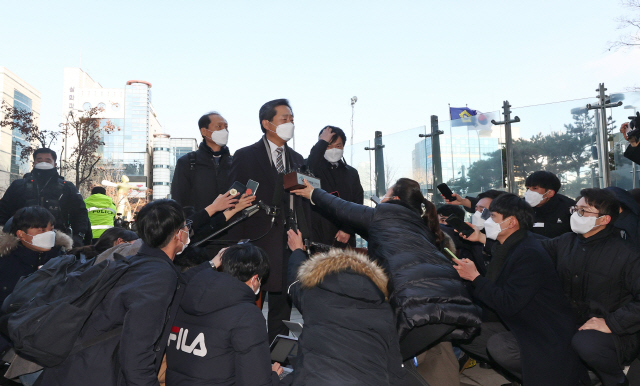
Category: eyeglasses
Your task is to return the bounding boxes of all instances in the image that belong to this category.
[569,206,600,217]
[183,220,194,237]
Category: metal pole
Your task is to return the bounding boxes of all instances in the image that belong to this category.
[365,131,386,197]
[491,101,520,194]
[419,117,444,203]
[594,109,604,188]
[586,83,622,188]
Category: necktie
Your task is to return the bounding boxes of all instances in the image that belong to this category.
[276,147,285,173]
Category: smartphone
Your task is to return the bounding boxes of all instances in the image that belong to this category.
[445,214,475,237]
[481,208,491,220]
[437,183,454,201]
[246,179,259,196]
[228,181,247,198]
[443,247,459,261]
[371,196,381,206]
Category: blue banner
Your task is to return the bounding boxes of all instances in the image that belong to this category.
[450,107,478,126]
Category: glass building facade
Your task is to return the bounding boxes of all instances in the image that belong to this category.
[169,138,198,182]
[10,90,32,181]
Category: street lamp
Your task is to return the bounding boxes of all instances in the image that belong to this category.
[625,105,637,188]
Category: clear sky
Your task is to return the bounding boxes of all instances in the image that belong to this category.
[2,0,640,156]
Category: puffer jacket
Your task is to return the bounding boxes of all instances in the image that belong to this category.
[166,269,284,386]
[310,189,481,341]
[287,248,407,386]
[541,226,640,365]
[0,230,72,305]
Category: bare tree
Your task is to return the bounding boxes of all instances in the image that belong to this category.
[609,0,640,51]
[0,100,58,162]
[60,107,119,190]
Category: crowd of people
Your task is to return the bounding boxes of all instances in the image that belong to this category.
[0,98,638,386]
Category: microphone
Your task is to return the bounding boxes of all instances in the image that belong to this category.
[191,204,260,247]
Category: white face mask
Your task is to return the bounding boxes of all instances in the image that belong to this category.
[471,211,486,230]
[524,189,547,207]
[324,148,344,163]
[269,122,295,142]
[176,229,190,255]
[208,128,229,147]
[24,231,56,249]
[570,212,604,235]
[484,217,510,240]
[34,162,54,170]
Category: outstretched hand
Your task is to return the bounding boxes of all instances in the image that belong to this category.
[287,229,305,251]
[223,194,256,220]
[453,258,480,282]
[207,192,238,216]
[457,222,486,244]
[290,179,314,200]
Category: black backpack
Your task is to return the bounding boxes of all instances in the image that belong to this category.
[1,254,141,367]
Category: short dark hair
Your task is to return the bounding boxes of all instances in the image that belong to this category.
[525,171,561,193]
[93,227,139,253]
[579,188,620,224]
[221,243,270,282]
[135,199,185,248]
[318,126,347,146]
[259,99,292,133]
[489,193,534,230]
[91,186,107,195]
[436,204,465,220]
[33,148,57,162]
[10,206,56,235]
[198,111,222,131]
[477,189,505,200]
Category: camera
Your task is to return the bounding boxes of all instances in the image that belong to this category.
[627,112,640,141]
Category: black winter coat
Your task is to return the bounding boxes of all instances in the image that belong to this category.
[472,231,580,386]
[530,193,575,239]
[166,269,284,386]
[227,137,311,292]
[38,243,209,386]
[287,248,407,386]
[606,186,640,243]
[306,140,364,247]
[0,169,89,242]
[171,142,232,212]
[540,226,640,365]
[625,142,640,165]
[0,231,72,306]
[309,189,481,341]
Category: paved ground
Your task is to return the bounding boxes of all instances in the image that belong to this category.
[264,303,511,385]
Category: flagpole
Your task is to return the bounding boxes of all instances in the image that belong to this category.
[448,103,454,185]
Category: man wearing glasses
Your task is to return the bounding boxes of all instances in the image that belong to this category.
[486,188,640,386]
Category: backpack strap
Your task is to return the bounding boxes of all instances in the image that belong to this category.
[188,152,197,171]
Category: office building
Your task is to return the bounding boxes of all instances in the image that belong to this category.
[0,67,41,188]
[62,68,162,191]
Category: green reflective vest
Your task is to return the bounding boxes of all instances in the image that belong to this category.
[84,193,117,239]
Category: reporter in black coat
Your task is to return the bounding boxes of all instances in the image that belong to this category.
[286,231,407,386]
[523,171,575,238]
[227,99,311,343]
[454,194,580,386]
[166,243,288,386]
[37,200,213,386]
[291,177,481,360]
[306,126,363,248]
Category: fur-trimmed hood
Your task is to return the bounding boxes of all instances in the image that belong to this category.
[0,230,73,257]
[297,248,389,298]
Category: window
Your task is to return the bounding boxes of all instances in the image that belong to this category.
[83,102,92,111]
[97,103,106,110]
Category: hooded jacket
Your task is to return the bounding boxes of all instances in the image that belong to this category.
[165,269,284,386]
[606,186,640,243]
[309,189,481,343]
[0,230,72,305]
[287,248,407,386]
[540,226,640,365]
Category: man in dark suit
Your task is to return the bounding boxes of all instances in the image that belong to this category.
[228,98,310,342]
